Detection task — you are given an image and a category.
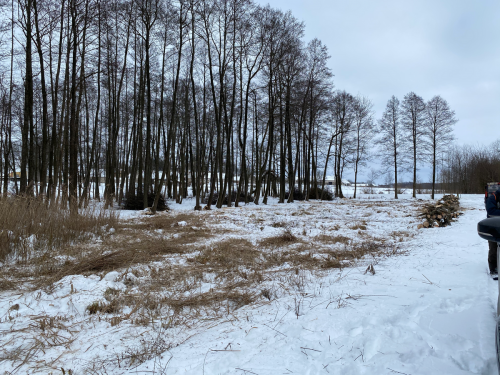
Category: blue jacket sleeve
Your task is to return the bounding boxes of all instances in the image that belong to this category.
[486,194,500,217]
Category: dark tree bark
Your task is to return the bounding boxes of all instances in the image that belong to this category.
[402,91,425,198]
[68,0,80,211]
[21,0,34,195]
[378,96,403,199]
[424,95,457,199]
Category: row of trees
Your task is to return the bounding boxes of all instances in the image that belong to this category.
[0,0,459,212]
[0,0,376,211]
[441,141,500,195]
[377,92,457,200]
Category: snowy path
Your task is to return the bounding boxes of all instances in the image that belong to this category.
[143,195,497,375]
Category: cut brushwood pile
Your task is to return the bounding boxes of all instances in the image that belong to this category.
[418,195,462,229]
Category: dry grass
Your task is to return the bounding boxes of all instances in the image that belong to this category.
[86,299,121,315]
[0,205,218,290]
[0,277,15,291]
[291,209,313,216]
[271,221,287,228]
[315,234,350,245]
[259,228,299,248]
[191,239,259,269]
[121,212,204,232]
[56,238,184,276]
[0,196,117,263]
[78,233,388,331]
[262,241,385,271]
[390,230,413,242]
[166,290,255,313]
[0,196,119,291]
[349,221,367,230]
[82,324,172,373]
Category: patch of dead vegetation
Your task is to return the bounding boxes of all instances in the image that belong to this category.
[291,208,313,216]
[0,277,15,291]
[349,221,367,230]
[166,290,255,313]
[0,196,118,263]
[264,241,385,271]
[80,324,172,372]
[390,230,414,242]
[258,229,299,248]
[0,314,76,366]
[190,238,259,268]
[85,234,390,327]
[42,237,188,288]
[0,209,221,290]
[120,212,204,231]
[314,234,350,245]
[0,197,122,290]
[86,299,121,315]
[271,221,287,228]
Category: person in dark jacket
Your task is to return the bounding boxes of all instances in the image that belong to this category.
[485,188,500,274]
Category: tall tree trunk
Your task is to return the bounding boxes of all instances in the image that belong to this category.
[48,0,65,202]
[393,125,398,199]
[188,2,202,210]
[21,0,34,195]
[5,0,15,198]
[152,23,169,214]
[166,4,184,206]
[82,0,101,207]
[431,133,436,199]
[33,0,49,197]
[68,0,79,212]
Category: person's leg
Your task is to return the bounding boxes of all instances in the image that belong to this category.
[488,241,498,273]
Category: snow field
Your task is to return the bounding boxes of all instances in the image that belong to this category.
[0,194,496,374]
[155,195,497,375]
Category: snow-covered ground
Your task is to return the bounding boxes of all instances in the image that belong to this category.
[0,194,497,374]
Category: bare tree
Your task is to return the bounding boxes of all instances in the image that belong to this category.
[401,91,425,198]
[19,0,34,195]
[331,90,355,198]
[425,95,457,199]
[377,95,404,199]
[351,95,373,198]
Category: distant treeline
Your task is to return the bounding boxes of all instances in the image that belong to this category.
[440,142,500,195]
[379,182,445,191]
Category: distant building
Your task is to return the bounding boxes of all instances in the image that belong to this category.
[324,176,352,186]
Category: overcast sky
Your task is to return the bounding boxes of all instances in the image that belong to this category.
[254,0,500,182]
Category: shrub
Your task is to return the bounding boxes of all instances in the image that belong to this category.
[201,191,253,205]
[123,192,167,211]
[284,189,305,201]
[201,192,218,205]
[309,186,334,201]
[222,191,254,204]
[285,187,334,201]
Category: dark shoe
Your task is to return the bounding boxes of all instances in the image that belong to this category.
[491,268,498,280]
